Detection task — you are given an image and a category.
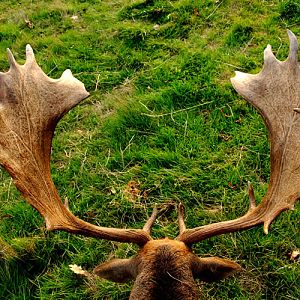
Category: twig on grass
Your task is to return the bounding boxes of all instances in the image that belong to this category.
[141,101,213,118]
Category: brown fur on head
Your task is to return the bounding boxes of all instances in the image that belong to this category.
[94,239,241,300]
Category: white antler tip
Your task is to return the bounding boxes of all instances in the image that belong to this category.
[264,44,276,62]
[26,44,33,52]
[287,30,298,47]
[6,48,17,68]
[231,71,249,83]
[64,69,72,75]
[287,30,298,61]
[6,48,13,56]
[61,69,74,80]
[25,44,36,63]
[263,222,270,234]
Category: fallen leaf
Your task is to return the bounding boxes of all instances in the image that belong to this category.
[24,16,33,29]
[228,182,238,190]
[69,264,89,277]
[123,180,141,202]
[71,15,79,21]
[288,250,300,262]
[110,186,117,194]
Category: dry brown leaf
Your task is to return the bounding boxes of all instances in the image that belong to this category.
[288,250,300,262]
[69,264,90,277]
[204,205,223,214]
[24,16,33,29]
[123,180,141,202]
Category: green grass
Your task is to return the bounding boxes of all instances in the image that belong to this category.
[0,0,299,299]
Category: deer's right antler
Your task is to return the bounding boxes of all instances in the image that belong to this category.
[0,45,153,246]
[177,30,300,245]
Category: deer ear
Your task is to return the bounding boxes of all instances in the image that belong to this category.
[93,258,138,283]
[191,256,241,282]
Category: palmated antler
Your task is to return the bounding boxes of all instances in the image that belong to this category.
[178,30,300,245]
[0,45,153,246]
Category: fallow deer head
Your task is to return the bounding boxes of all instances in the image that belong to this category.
[0,31,299,300]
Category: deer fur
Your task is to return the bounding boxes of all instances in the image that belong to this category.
[94,239,240,300]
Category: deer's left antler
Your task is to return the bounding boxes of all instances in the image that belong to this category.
[0,45,153,246]
[178,30,300,245]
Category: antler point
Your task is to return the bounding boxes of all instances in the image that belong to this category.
[263,222,270,234]
[178,202,185,213]
[7,48,18,69]
[264,44,277,63]
[287,30,298,61]
[247,182,257,210]
[231,71,248,84]
[25,44,36,63]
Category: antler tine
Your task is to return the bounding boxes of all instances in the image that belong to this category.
[287,29,298,62]
[177,30,300,245]
[247,182,257,212]
[177,192,263,244]
[143,203,188,236]
[0,46,152,246]
[25,44,36,64]
[143,205,158,234]
[263,44,277,66]
[178,203,186,234]
[6,48,18,70]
